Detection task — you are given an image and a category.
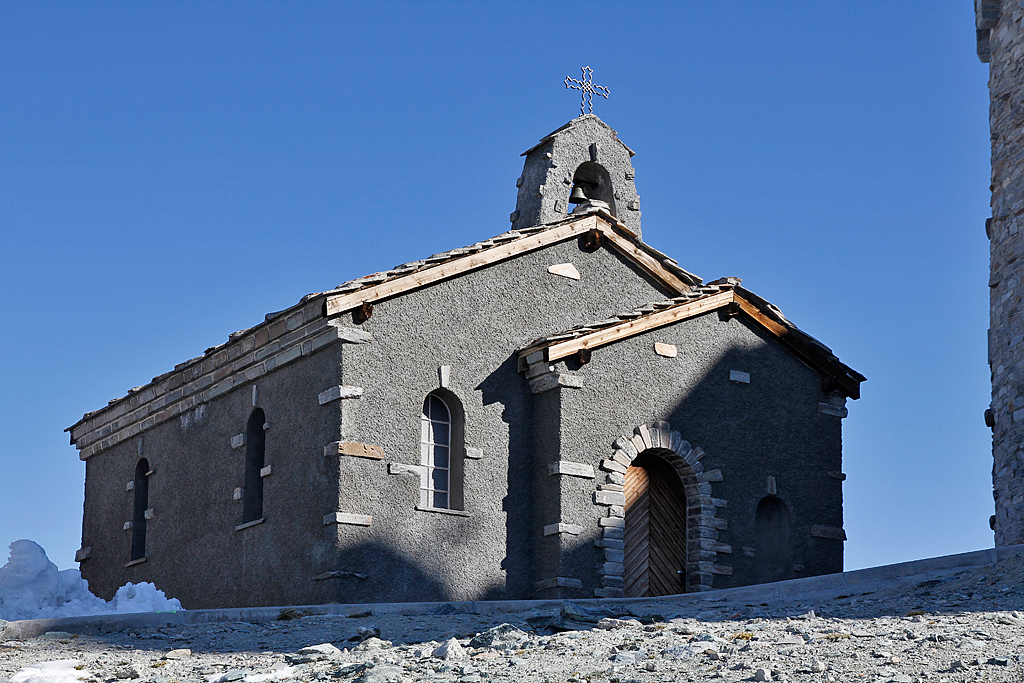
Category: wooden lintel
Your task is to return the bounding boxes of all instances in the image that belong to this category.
[600,229,691,294]
[325,215,601,317]
[546,291,736,361]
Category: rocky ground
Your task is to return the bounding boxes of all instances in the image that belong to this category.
[2,554,1024,683]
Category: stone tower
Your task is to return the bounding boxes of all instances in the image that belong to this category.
[977,0,1024,545]
[511,115,643,238]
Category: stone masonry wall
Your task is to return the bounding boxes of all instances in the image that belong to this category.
[984,1,1024,545]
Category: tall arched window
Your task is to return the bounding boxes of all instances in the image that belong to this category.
[131,458,149,561]
[420,391,464,510]
[243,408,266,523]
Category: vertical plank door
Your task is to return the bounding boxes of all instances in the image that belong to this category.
[624,453,687,597]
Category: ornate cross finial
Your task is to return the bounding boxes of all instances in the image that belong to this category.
[565,66,609,116]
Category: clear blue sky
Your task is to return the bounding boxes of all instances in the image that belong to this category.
[0,2,992,575]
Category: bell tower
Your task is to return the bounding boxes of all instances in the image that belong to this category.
[511,114,643,238]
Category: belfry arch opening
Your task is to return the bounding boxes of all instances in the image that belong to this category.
[569,162,617,217]
[623,449,687,597]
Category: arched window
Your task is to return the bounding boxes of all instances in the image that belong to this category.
[131,458,149,561]
[243,408,266,523]
[754,496,793,584]
[420,391,464,510]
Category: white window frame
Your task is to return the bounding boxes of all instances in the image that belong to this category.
[420,394,451,509]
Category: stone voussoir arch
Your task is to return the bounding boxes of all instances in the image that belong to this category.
[593,419,730,596]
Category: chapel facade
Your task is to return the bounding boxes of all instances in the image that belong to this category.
[977,0,1024,546]
[67,115,863,609]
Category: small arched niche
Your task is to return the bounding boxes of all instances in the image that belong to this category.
[569,162,617,216]
[754,495,793,584]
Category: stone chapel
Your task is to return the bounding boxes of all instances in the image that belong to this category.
[67,114,864,609]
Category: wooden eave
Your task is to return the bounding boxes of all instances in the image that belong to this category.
[323,212,695,318]
[518,288,865,400]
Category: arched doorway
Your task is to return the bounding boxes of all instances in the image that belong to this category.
[754,496,793,584]
[623,450,688,597]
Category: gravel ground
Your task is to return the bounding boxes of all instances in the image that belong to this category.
[3,554,1024,683]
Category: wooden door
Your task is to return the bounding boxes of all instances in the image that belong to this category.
[623,452,687,597]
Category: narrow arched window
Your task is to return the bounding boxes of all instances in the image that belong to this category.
[131,458,149,561]
[420,391,464,510]
[243,408,266,523]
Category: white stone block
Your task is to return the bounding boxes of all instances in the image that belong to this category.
[548,263,581,280]
[594,490,626,506]
[231,434,245,449]
[729,370,750,383]
[388,462,425,477]
[323,511,372,526]
[318,385,364,404]
[260,465,273,477]
[548,461,596,478]
[543,523,584,536]
[654,342,677,358]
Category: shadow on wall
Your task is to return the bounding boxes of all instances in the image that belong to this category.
[476,354,537,601]
[316,541,452,605]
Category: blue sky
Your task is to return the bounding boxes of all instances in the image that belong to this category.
[0,1,993,574]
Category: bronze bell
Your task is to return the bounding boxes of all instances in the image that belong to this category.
[568,184,588,204]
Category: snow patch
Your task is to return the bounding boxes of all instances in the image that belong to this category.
[6,660,90,683]
[0,540,182,621]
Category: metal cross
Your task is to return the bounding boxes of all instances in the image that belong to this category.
[565,66,609,116]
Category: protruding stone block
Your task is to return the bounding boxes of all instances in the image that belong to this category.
[594,490,626,506]
[548,461,595,478]
[543,523,583,536]
[325,441,384,459]
[323,511,372,526]
[811,525,847,540]
[318,385,363,404]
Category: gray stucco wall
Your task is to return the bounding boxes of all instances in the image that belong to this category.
[81,349,342,609]
[80,233,676,607]
[319,236,674,604]
[533,310,845,596]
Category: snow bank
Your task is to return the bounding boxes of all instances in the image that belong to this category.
[0,540,182,621]
[5,660,90,683]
